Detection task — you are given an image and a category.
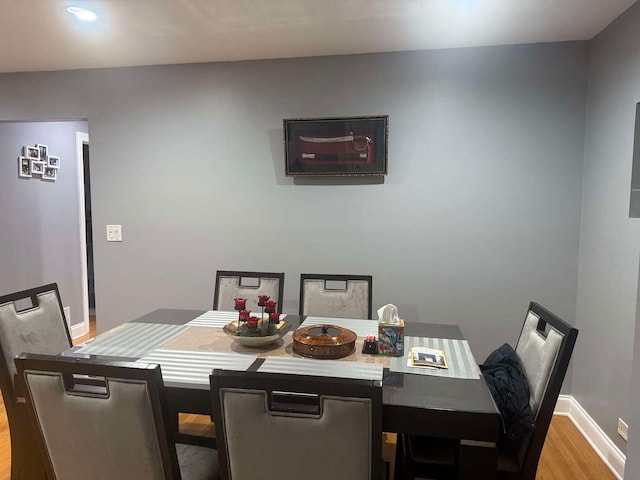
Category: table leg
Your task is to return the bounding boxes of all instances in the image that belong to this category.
[458,440,497,480]
[167,404,179,432]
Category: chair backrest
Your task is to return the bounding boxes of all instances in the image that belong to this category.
[513,302,578,479]
[299,274,373,319]
[213,270,285,312]
[14,353,181,480]
[0,284,71,406]
[210,369,382,480]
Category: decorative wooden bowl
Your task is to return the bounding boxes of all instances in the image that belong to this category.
[292,324,357,359]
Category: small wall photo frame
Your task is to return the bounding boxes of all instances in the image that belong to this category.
[22,146,39,159]
[31,160,45,175]
[18,157,32,178]
[36,144,48,160]
[48,155,60,168]
[42,167,57,181]
[284,115,388,177]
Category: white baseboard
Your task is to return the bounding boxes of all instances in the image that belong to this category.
[71,321,89,339]
[64,305,90,339]
[554,395,626,479]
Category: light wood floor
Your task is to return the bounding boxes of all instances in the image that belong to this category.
[0,317,618,480]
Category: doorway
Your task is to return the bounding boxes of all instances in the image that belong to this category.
[83,142,96,333]
[75,131,95,338]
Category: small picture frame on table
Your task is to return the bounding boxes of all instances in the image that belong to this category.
[18,157,32,178]
[42,167,57,181]
[22,146,39,159]
[284,115,388,177]
[48,155,60,168]
[31,160,45,175]
[36,144,48,160]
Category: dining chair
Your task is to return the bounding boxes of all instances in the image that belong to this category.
[0,283,72,479]
[213,270,284,312]
[299,273,373,319]
[397,302,578,480]
[210,369,383,480]
[15,353,219,480]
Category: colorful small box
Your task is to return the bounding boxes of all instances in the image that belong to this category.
[378,320,404,356]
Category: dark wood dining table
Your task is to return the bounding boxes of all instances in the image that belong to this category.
[65,308,501,479]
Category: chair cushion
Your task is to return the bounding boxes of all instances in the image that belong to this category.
[302,279,370,319]
[515,311,563,414]
[176,443,219,480]
[220,388,371,480]
[0,291,70,389]
[217,276,281,312]
[23,372,167,480]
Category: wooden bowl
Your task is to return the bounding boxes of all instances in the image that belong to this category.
[292,324,357,359]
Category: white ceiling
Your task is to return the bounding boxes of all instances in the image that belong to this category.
[0,0,636,73]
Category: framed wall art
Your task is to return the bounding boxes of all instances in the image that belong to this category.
[22,146,39,159]
[31,160,45,175]
[42,167,57,181]
[18,157,32,178]
[36,144,48,160]
[18,144,60,182]
[284,115,388,176]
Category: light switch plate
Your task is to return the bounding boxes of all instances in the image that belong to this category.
[618,418,629,442]
[106,224,122,242]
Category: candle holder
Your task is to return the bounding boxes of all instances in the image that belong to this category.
[224,296,289,347]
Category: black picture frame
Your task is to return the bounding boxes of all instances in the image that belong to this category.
[284,115,388,176]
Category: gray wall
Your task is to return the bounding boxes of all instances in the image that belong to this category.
[0,121,88,327]
[576,0,640,462]
[0,43,588,367]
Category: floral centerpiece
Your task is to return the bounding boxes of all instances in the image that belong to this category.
[233,296,281,337]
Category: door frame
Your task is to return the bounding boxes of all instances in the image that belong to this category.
[73,131,90,338]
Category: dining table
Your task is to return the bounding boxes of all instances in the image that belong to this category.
[63,308,501,479]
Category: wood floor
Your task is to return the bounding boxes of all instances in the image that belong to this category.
[0,317,618,480]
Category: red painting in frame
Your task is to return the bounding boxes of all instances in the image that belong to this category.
[284,116,388,176]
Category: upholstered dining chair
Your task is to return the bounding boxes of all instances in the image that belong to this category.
[0,283,72,479]
[299,273,373,319]
[397,301,578,480]
[210,369,383,480]
[15,353,219,480]
[213,270,284,312]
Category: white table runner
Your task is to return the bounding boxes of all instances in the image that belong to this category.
[75,323,187,358]
[390,336,480,379]
[138,349,258,385]
[299,316,378,338]
[187,310,287,329]
[258,356,383,384]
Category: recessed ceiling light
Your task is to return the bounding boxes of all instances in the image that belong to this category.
[66,6,98,22]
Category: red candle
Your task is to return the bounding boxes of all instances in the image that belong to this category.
[258,295,270,307]
[234,298,246,310]
[265,300,277,314]
[239,309,250,320]
[247,317,259,329]
[269,312,280,323]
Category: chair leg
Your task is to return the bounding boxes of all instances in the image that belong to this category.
[394,434,417,480]
[9,407,48,479]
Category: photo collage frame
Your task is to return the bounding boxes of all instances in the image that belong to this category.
[19,144,60,181]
